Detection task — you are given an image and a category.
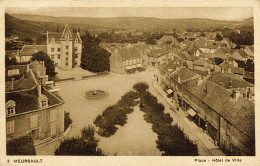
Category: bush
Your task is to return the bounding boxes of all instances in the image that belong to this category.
[64,112,72,131]
[94,90,138,137]
[133,82,149,93]
[7,135,36,155]
[55,125,106,156]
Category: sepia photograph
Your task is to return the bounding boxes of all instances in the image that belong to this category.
[1,0,259,165]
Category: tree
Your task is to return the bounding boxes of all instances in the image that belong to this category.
[200,32,206,37]
[133,82,149,93]
[81,43,111,72]
[55,125,106,156]
[146,36,156,45]
[99,32,110,39]
[7,135,36,155]
[31,51,57,78]
[215,33,223,41]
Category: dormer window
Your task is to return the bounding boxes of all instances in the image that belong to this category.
[6,100,16,116]
[8,107,15,115]
[42,101,47,107]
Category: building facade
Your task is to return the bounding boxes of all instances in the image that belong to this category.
[5,61,65,145]
[47,24,82,70]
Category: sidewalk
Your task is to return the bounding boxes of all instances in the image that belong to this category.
[152,81,225,156]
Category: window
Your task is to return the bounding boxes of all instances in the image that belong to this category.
[7,120,15,134]
[66,46,69,49]
[66,52,69,55]
[58,48,61,52]
[75,54,78,58]
[51,48,55,52]
[75,61,78,65]
[58,55,61,59]
[42,101,47,107]
[30,114,38,129]
[7,107,15,115]
[65,62,69,66]
[51,122,56,135]
[51,55,54,59]
[50,110,57,122]
[66,57,69,60]
[75,47,78,52]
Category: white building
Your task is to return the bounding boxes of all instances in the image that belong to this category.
[47,24,82,70]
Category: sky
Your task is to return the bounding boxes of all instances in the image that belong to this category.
[5,7,253,21]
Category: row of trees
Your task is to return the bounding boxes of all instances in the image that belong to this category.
[133,82,199,156]
[94,91,139,137]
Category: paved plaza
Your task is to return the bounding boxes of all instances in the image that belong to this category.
[36,68,225,156]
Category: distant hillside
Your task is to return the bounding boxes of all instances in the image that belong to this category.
[6,13,253,40]
[5,13,64,39]
[10,14,246,31]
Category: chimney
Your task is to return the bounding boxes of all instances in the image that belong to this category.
[37,80,42,96]
[26,64,30,72]
[177,76,181,83]
[232,89,240,100]
[11,78,15,90]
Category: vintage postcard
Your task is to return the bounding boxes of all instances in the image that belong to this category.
[0,0,259,165]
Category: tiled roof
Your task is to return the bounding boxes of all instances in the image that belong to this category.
[219,62,245,75]
[5,87,63,115]
[5,69,37,92]
[20,45,47,56]
[238,49,249,58]
[189,80,254,138]
[48,32,81,44]
[194,60,208,66]
[216,47,230,54]
[190,69,209,76]
[147,49,168,58]
[118,47,141,60]
[177,51,190,60]
[158,60,180,73]
[209,72,253,89]
[170,67,199,83]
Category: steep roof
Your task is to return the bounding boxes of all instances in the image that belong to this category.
[170,67,200,83]
[209,72,253,89]
[189,80,254,138]
[20,45,47,56]
[219,62,245,75]
[5,87,63,115]
[158,60,180,74]
[5,69,37,92]
[117,47,141,60]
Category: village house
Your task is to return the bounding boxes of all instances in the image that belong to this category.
[157,64,255,155]
[229,49,249,62]
[47,24,82,70]
[16,45,47,63]
[109,47,143,73]
[5,61,64,145]
[147,48,171,67]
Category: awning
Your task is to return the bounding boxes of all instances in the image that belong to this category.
[166,89,173,94]
[125,66,132,70]
[187,108,196,117]
[136,64,143,68]
[131,65,137,69]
